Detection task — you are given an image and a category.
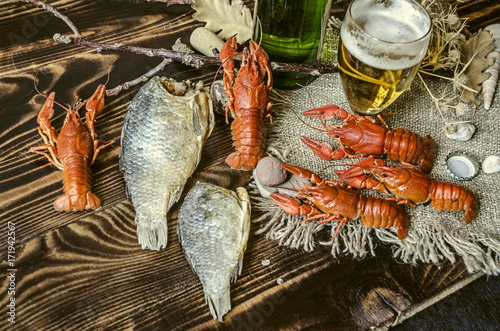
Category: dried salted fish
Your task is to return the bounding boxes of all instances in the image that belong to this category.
[482,155,500,174]
[444,122,476,142]
[119,77,214,250]
[482,24,500,110]
[178,182,250,321]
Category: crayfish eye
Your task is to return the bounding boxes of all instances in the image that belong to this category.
[381,173,387,178]
[333,134,339,138]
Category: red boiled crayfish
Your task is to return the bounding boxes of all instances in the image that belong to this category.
[336,156,477,223]
[29,85,113,211]
[269,163,410,239]
[219,36,273,171]
[301,105,436,173]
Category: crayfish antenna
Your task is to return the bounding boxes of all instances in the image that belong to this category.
[33,73,70,112]
[270,186,300,192]
[295,83,332,133]
[296,83,316,109]
[255,15,264,50]
[104,68,111,86]
[288,107,326,133]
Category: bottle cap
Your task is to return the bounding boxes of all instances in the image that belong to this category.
[445,152,479,180]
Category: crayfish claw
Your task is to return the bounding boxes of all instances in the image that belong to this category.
[269,192,301,215]
[86,84,106,116]
[37,92,56,125]
[270,192,322,217]
[281,163,313,179]
[249,40,269,61]
[219,36,238,64]
[300,135,339,161]
[303,104,344,120]
[280,163,326,186]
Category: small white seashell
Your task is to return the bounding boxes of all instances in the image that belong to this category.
[444,122,476,141]
[482,24,500,110]
[482,155,500,174]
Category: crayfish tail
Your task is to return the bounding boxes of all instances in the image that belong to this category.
[53,192,101,211]
[429,181,478,223]
[55,155,101,211]
[385,129,436,173]
[418,135,436,174]
[396,212,410,239]
[54,194,71,211]
[227,109,267,171]
[358,195,409,239]
[226,151,267,171]
[86,192,101,210]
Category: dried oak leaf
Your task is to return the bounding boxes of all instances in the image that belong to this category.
[459,29,496,106]
[192,0,253,44]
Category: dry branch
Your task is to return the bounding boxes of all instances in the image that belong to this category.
[148,0,194,4]
[106,59,173,97]
[22,0,338,96]
[21,0,81,37]
[63,36,338,75]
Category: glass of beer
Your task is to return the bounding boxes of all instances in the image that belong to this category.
[338,0,432,114]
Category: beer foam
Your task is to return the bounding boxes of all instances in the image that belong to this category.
[341,3,431,70]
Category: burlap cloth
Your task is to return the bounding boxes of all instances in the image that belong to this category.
[249,30,500,276]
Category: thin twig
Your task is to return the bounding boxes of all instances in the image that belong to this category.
[106,58,172,97]
[418,72,448,124]
[21,0,81,37]
[73,36,218,68]
[147,0,193,4]
[24,0,338,75]
[71,36,338,74]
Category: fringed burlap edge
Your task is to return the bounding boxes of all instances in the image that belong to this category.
[250,179,500,275]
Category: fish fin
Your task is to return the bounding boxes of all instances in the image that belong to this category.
[231,256,244,282]
[205,291,231,322]
[191,98,203,136]
[136,219,168,251]
[118,114,133,172]
[191,93,213,138]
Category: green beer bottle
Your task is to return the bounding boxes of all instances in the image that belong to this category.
[253,0,332,90]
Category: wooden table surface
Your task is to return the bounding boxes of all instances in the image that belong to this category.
[1,1,499,330]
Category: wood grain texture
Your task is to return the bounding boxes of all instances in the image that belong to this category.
[1,1,499,330]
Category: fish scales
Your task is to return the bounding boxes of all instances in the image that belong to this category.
[119,77,214,250]
[178,182,250,321]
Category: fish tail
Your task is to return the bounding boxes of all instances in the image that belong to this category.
[231,257,244,282]
[205,291,231,322]
[136,217,168,250]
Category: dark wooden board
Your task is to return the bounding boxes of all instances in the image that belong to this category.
[1,1,499,330]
